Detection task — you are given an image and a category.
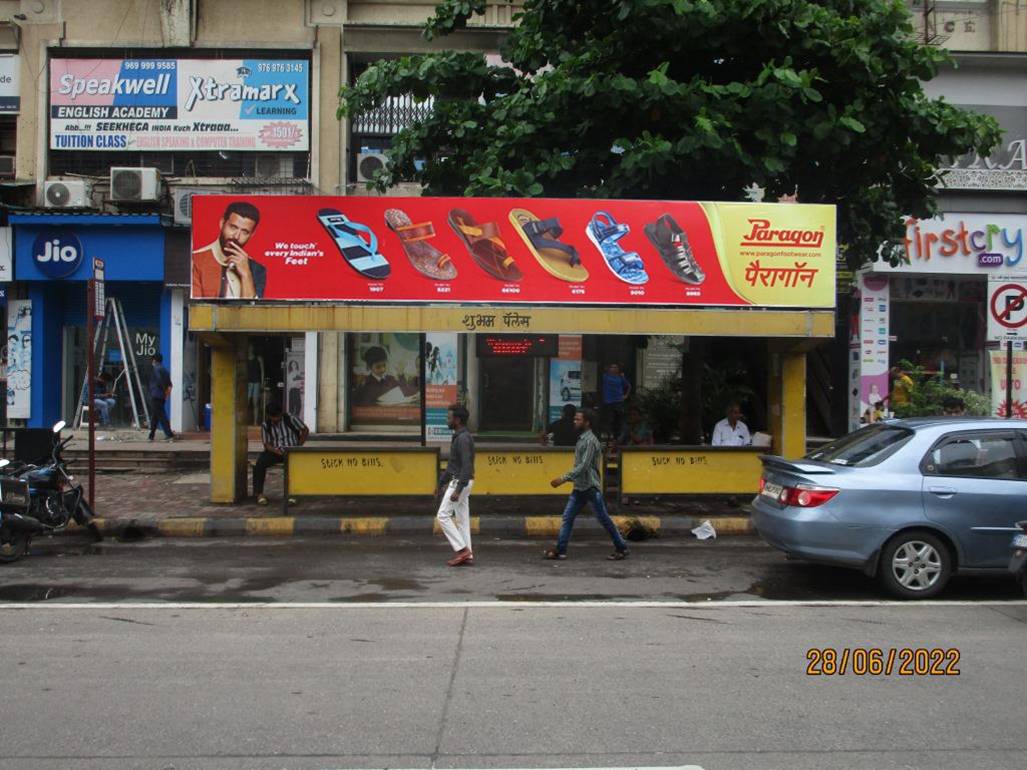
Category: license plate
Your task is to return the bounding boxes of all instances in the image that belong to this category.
[1013,533,1027,548]
[760,481,784,501]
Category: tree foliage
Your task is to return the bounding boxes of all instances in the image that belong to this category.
[339,0,1002,267]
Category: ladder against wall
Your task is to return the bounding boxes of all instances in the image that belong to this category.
[74,298,151,430]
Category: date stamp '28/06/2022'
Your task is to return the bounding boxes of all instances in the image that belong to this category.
[806,648,961,677]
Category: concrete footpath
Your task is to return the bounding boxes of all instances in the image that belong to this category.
[43,430,757,539]
[78,469,753,540]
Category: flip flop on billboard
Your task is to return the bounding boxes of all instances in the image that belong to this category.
[585,211,648,285]
[318,208,390,280]
[384,208,457,281]
[508,208,588,283]
[448,209,523,282]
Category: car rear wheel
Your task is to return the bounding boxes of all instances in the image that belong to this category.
[878,530,952,600]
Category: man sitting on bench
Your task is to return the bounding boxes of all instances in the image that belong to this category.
[255,401,309,506]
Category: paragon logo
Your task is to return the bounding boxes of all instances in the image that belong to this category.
[742,219,825,249]
[33,231,84,279]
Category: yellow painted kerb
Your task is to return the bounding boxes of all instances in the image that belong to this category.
[246,517,296,536]
[158,518,207,537]
[341,517,390,535]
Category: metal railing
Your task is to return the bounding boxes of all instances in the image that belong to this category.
[352,95,435,137]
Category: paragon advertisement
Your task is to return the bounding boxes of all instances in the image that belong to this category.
[50,58,309,152]
[190,196,836,307]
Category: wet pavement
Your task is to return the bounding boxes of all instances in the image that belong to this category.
[0,535,1021,603]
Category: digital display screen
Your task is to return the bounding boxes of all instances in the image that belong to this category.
[475,335,559,357]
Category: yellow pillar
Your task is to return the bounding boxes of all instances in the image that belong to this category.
[780,351,807,458]
[768,346,807,458]
[210,339,248,503]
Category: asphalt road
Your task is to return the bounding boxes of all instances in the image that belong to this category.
[0,535,1022,603]
[1,537,1025,770]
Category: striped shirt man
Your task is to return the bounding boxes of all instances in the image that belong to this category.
[261,412,308,452]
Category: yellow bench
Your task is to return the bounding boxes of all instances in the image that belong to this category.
[284,447,440,512]
[619,446,763,499]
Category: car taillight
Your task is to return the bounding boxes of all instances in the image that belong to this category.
[782,485,839,508]
[759,477,766,493]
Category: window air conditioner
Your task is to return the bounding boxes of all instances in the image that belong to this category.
[356,151,387,182]
[0,155,15,179]
[110,167,161,202]
[43,179,91,209]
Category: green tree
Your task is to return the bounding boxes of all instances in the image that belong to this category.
[339,0,1001,267]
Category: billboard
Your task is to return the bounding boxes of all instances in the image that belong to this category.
[50,58,309,152]
[191,196,835,307]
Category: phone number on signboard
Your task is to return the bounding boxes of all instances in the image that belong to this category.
[257,63,305,73]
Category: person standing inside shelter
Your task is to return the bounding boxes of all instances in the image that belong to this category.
[601,363,631,441]
[147,354,175,442]
[545,408,630,561]
[254,401,309,506]
[711,402,751,446]
[543,403,579,446]
[437,404,475,567]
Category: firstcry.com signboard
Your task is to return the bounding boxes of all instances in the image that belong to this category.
[190,196,836,307]
[49,58,309,152]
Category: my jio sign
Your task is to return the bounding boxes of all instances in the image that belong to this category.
[33,231,84,278]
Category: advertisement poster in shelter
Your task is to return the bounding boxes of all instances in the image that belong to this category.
[190,196,836,307]
[348,333,421,427]
[548,335,582,422]
[425,333,459,443]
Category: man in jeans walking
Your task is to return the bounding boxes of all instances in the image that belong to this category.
[147,353,175,441]
[436,404,475,567]
[545,408,629,560]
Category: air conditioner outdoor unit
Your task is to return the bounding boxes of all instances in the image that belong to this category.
[356,152,387,182]
[172,188,198,226]
[254,154,294,179]
[0,155,15,179]
[110,167,161,202]
[43,179,90,209]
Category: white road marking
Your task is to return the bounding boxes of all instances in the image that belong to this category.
[0,600,1024,610]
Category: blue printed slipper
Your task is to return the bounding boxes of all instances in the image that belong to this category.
[585,211,649,285]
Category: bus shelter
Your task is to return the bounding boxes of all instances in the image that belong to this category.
[188,195,836,503]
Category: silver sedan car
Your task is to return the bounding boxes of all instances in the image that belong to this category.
[750,418,1027,599]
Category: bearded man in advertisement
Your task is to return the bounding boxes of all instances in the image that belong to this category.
[192,201,267,299]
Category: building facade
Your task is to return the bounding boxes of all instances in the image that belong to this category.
[0,0,517,431]
[846,3,1027,428]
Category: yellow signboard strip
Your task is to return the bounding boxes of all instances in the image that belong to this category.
[190,304,834,338]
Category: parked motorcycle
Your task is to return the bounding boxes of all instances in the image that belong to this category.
[0,421,100,563]
[1010,520,1027,597]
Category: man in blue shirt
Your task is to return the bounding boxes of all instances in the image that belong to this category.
[601,363,631,442]
[147,353,175,442]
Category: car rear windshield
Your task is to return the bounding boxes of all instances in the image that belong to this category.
[805,424,915,467]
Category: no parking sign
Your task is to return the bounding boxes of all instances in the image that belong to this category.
[988,278,1027,342]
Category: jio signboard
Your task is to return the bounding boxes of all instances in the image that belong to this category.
[32,231,84,278]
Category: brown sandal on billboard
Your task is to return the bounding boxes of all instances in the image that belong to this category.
[448,208,523,282]
[384,208,458,281]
